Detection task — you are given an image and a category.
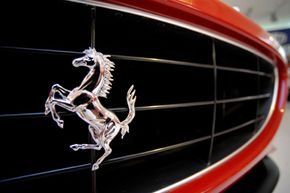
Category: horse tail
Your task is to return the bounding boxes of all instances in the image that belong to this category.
[120,85,136,138]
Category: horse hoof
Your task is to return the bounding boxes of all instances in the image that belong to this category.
[44,107,50,115]
[92,164,99,171]
[70,144,79,151]
[57,120,64,128]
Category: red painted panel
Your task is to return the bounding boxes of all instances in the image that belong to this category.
[99,0,287,67]
[97,0,288,192]
[168,69,288,193]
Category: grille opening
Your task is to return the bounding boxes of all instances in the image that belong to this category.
[0,0,91,51]
[102,59,214,107]
[257,98,273,117]
[255,98,273,130]
[215,101,258,133]
[259,57,275,74]
[95,7,213,64]
[0,1,277,191]
[95,140,209,193]
[0,169,91,193]
[211,124,257,163]
[110,106,213,158]
[0,116,90,179]
[215,40,258,71]
[0,49,84,114]
[217,70,262,99]
[259,75,275,94]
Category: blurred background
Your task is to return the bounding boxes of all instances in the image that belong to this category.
[223,0,290,61]
[223,1,290,192]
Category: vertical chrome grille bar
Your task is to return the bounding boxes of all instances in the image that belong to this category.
[90,6,97,193]
[207,39,217,165]
[255,58,261,133]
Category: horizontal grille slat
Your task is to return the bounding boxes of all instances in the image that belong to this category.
[1,136,211,184]
[0,93,271,119]
[0,45,274,77]
[216,93,271,104]
[0,163,91,184]
[111,55,213,69]
[0,1,91,51]
[0,46,82,55]
[0,2,276,193]
[217,66,273,77]
[214,116,264,137]
[0,113,265,184]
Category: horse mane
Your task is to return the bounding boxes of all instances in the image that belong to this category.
[91,49,115,98]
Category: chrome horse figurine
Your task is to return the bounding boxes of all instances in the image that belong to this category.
[45,48,136,170]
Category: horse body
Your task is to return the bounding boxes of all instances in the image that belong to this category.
[45,48,136,170]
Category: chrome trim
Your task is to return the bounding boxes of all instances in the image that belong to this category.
[155,67,278,193]
[0,115,266,184]
[0,163,91,184]
[217,66,273,77]
[111,55,213,69]
[106,136,211,164]
[45,48,136,171]
[113,55,273,77]
[63,1,279,192]
[0,112,46,119]
[216,94,271,104]
[208,41,218,165]
[214,116,264,137]
[0,45,273,77]
[135,101,214,111]
[0,94,271,119]
[0,45,81,55]
[1,0,278,190]
[67,0,274,64]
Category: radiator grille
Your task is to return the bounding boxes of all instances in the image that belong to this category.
[0,1,275,193]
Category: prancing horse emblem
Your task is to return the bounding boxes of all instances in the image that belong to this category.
[45,48,136,170]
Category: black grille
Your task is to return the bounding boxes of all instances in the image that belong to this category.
[0,1,275,193]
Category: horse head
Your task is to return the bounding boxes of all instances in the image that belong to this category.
[72,47,97,69]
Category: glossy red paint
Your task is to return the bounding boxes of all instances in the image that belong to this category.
[100,0,287,67]
[167,73,288,193]
[97,0,288,192]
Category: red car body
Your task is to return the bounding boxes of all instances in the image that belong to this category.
[0,0,288,192]
[94,0,288,192]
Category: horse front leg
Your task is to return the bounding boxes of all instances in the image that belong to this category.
[47,98,76,128]
[45,84,75,128]
[70,144,102,151]
[45,84,71,115]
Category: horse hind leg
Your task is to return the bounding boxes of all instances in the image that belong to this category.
[92,143,112,171]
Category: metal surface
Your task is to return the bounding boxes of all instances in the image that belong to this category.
[0,163,91,184]
[0,46,274,78]
[208,41,218,165]
[0,94,271,119]
[61,1,284,192]
[0,0,283,192]
[111,54,213,69]
[0,113,265,184]
[90,7,97,193]
[0,45,81,55]
[67,0,282,64]
[45,48,136,170]
[214,116,264,137]
[158,67,280,193]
